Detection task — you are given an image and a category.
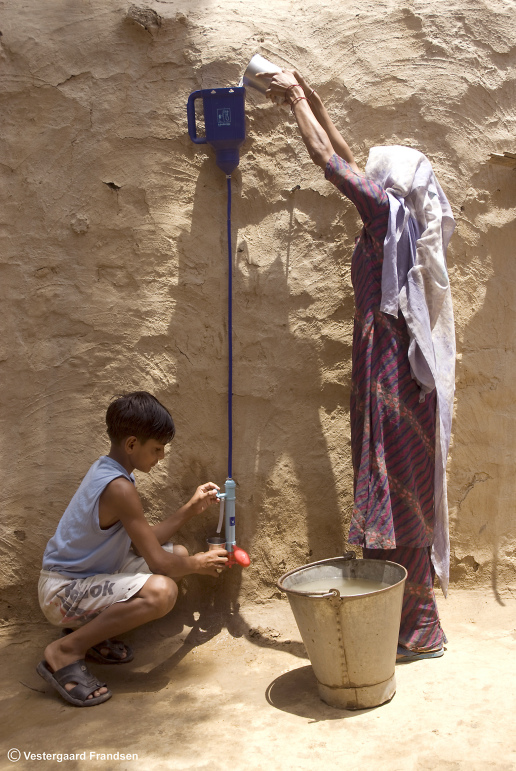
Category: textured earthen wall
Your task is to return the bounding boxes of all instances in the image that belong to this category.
[1,0,515,625]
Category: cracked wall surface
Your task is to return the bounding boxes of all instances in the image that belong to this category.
[0,0,515,625]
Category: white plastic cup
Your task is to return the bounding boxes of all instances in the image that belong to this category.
[242,53,282,95]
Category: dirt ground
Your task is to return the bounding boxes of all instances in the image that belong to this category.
[1,588,515,771]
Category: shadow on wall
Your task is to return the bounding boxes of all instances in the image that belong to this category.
[0,4,209,625]
[449,163,516,602]
[171,154,348,617]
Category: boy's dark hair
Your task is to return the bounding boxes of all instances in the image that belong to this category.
[106,391,175,445]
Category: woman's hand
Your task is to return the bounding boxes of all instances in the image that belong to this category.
[292,70,315,98]
[257,69,303,104]
[186,482,220,517]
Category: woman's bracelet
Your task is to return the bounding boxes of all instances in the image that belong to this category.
[306,88,317,102]
[285,83,303,102]
[290,95,308,112]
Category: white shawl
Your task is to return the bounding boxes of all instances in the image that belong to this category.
[365,145,456,596]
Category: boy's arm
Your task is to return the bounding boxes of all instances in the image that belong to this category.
[99,478,226,578]
[151,482,220,544]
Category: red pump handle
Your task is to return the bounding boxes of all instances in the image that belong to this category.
[227,546,250,568]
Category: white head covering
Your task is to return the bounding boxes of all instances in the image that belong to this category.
[365,146,456,595]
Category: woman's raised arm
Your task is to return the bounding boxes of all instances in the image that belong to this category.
[261,69,360,173]
[292,70,360,173]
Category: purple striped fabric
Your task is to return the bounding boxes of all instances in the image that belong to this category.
[325,154,436,550]
[364,546,446,649]
[325,154,444,651]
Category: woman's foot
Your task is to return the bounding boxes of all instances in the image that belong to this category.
[396,644,444,662]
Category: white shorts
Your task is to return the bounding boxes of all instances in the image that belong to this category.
[38,544,175,629]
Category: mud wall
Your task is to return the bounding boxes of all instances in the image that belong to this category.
[1,0,515,625]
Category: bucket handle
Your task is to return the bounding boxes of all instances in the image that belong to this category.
[276,552,357,597]
[284,587,341,599]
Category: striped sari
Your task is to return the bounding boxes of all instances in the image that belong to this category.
[325,154,445,651]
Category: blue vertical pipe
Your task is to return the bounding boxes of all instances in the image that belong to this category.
[226,176,236,554]
[226,174,233,480]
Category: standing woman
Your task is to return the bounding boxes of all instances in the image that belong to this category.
[261,69,456,660]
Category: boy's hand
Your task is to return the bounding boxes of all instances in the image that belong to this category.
[187,482,220,517]
[193,548,228,577]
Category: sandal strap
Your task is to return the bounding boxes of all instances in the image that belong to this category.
[95,639,126,655]
[91,638,131,661]
[67,680,105,701]
[53,659,106,691]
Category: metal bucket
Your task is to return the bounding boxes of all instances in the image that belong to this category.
[277,554,407,710]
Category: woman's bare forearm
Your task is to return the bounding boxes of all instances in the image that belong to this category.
[287,70,360,173]
[290,87,335,168]
[305,91,359,172]
[262,70,360,173]
[261,72,333,168]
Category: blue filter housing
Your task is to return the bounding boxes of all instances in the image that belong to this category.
[187,86,246,175]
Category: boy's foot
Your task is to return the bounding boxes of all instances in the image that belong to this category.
[41,639,110,702]
[88,638,134,664]
[396,644,444,662]
[37,659,112,707]
[62,629,133,664]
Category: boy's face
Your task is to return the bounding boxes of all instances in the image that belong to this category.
[128,437,166,473]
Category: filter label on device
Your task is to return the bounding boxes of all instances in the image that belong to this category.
[217,108,231,126]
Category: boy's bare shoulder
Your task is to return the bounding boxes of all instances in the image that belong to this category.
[103,475,139,496]
[99,475,143,528]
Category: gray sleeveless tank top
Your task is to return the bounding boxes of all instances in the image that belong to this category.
[42,456,134,578]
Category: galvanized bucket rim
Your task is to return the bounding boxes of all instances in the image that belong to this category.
[277,555,408,599]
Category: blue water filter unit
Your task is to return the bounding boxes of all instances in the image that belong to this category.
[223,477,236,551]
[187,87,246,175]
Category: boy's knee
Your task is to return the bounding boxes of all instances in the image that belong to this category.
[173,544,189,558]
[143,575,177,617]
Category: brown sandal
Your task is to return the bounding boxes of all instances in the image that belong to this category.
[61,628,134,664]
[37,659,112,707]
